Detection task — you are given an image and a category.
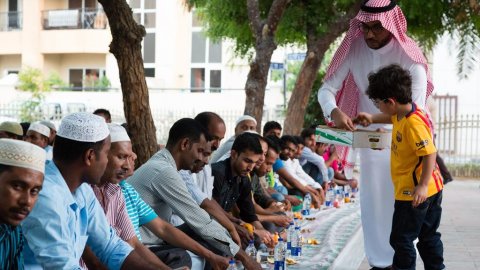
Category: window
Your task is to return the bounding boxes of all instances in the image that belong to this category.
[210,70,221,88]
[191,32,206,63]
[190,68,205,92]
[144,33,156,63]
[69,68,106,90]
[209,41,222,63]
[145,68,155,77]
[130,0,156,78]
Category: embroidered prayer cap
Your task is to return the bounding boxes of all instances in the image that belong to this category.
[28,122,51,138]
[0,138,46,173]
[0,121,23,136]
[108,123,130,143]
[39,120,56,131]
[57,112,110,142]
[235,115,257,127]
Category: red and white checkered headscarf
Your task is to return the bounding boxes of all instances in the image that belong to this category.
[324,0,434,168]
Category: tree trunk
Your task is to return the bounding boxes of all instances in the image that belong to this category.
[283,1,362,135]
[244,0,289,131]
[98,0,158,167]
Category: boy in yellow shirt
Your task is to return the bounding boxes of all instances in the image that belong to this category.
[356,64,444,270]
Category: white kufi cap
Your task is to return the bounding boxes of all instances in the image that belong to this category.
[235,115,257,127]
[39,120,56,131]
[0,138,46,173]
[57,112,109,142]
[108,123,130,143]
[28,122,51,138]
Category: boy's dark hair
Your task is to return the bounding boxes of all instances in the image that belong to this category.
[166,118,209,148]
[366,64,412,104]
[280,135,297,149]
[93,108,112,121]
[300,128,316,139]
[53,135,106,163]
[231,132,263,155]
[263,121,282,136]
[264,136,281,154]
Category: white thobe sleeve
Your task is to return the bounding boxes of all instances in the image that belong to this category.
[409,63,428,109]
[318,55,352,118]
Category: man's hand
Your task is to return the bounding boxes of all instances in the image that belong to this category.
[412,184,429,207]
[267,201,285,213]
[228,228,242,247]
[254,229,274,246]
[282,199,292,211]
[310,193,322,209]
[353,112,373,127]
[285,195,302,206]
[234,223,253,244]
[271,215,292,228]
[205,253,230,270]
[238,251,262,270]
[331,108,355,131]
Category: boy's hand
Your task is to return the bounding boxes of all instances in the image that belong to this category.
[412,184,429,207]
[354,112,373,127]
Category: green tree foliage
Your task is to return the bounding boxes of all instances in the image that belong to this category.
[17,67,63,122]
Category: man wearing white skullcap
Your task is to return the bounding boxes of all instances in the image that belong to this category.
[22,113,161,270]
[0,121,24,140]
[210,114,257,163]
[83,123,228,269]
[25,122,50,149]
[0,139,45,269]
[318,1,435,269]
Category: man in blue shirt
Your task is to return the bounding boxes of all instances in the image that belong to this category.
[22,112,162,270]
[0,139,46,270]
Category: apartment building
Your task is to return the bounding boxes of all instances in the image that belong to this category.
[0,0,253,91]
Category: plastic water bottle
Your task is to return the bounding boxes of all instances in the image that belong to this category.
[344,185,351,203]
[257,243,268,263]
[326,187,334,208]
[302,192,311,215]
[294,226,303,257]
[226,258,237,270]
[245,240,257,261]
[336,187,345,206]
[293,217,299,227]
[286,222,294,250]
[273,237,286,270]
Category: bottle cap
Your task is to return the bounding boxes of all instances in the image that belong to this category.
[278,237,284,241]
[229,259,235,264]
[248,240,254,244]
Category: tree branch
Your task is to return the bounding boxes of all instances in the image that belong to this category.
[266,0,290,36]
[246,0,263,38]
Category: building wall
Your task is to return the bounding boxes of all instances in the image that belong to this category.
[44,53,106,82]
[0,55,21,75]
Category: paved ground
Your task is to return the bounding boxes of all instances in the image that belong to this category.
[357,179,480,270]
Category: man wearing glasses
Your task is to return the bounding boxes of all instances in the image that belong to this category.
[318,0,434,269]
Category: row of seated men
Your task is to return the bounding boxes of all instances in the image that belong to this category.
[0,110,356,270]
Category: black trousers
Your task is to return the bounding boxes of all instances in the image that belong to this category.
[390,191,445,270]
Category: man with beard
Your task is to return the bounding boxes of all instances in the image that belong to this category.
[211,132,274,246]
[318,0,433,268]
[22,113,158,269]
[0,139,45,269]
[129,118,261,270]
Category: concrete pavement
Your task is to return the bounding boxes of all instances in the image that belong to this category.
[357,179,480,270]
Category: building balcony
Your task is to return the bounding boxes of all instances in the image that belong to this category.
[0,11,22,31]
[41,8,107,30]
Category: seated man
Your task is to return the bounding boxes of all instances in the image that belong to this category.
[0,121,24,140]
[211,132,274,246]
[22,112,159,269]
[0,139,45,269]
[300,128,332,187]
[101,124,227,269]
[128,118,261,270]
[25,122,50,150]
[84,124,180,269]
[250,137,292,231]
[210,115,257,163]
